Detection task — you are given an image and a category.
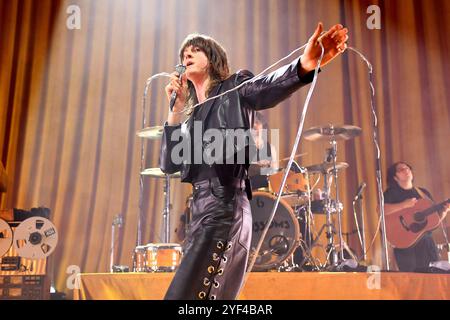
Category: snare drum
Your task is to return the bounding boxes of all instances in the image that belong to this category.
[146,243,183,272]
[133,245,148,272]
[269,168,309,195]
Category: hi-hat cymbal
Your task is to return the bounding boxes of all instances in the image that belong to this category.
[304,124,362,141]
[136,126,164,139]
[140,168,180,178]
[305,162,349,174]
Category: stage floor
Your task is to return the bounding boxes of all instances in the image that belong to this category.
[73,271,450,300]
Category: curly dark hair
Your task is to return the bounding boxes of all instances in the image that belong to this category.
[179,34,230,114]
[386,161,413,188]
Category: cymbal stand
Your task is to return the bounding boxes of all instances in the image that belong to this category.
[162,174,171,243]
[294,236,322,271]
[328,138,345,263]
[294,173,322,271]
[184,195,193,241]
[322,170,339,268]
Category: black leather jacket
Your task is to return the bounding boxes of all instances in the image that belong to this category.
[159,57,315,187]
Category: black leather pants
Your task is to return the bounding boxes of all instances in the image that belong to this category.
[164,178,252,300]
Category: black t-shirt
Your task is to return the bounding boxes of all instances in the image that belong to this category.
[384,186,433,204]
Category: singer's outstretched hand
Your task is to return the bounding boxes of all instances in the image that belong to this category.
[299,22,348,75]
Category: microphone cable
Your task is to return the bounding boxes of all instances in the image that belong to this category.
[138,37,388,271]
[172,43,309,115]
[241,40,325,294]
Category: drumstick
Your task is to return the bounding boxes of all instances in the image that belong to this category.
[279,153,307,162]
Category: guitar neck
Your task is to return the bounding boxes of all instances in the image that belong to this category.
[417,199,450,219]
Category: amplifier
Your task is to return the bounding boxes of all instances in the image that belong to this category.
[0,207,50,222]
[0,275,49,300]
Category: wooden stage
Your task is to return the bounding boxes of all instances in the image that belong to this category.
[73,271,450,300]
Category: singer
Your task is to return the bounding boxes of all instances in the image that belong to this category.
[160,23,348,300]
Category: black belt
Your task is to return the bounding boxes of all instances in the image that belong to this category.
[192,177,245,191]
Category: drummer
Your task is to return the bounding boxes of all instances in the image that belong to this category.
[249,112,279,190]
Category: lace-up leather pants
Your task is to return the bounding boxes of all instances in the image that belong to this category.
[164,178,251,300]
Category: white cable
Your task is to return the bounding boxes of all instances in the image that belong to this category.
[171,44,309,115]
[244,42,325,281]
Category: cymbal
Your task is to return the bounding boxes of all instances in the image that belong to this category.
[279,152,307,162]
[136,126,163,139]
[248,163,282,177]
[304,124,362,141]
[140,168,181,178]
[305,162,349,174]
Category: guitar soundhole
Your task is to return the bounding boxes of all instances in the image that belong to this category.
[409,221,427,233]
[413,212,425,221]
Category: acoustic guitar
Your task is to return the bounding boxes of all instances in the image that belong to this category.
[386,198,449,249]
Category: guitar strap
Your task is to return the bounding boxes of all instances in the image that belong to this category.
[414,187,433,202]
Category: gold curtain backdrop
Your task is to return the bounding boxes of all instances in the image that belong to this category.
[1,0,449,294]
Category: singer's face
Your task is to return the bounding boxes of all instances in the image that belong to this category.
[394,163,413,184]
[182,46,209,79]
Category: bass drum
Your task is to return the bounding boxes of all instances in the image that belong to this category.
[249,191,301,271]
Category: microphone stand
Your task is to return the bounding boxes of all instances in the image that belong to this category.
[439,221,450,262]
[162,65,185,243]
[347,47,389,270]
[110,214,123,272]
[359,195,367,261]
[137,72,171,247]
[353,195,367,261]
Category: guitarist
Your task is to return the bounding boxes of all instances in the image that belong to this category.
[384,161,450,272]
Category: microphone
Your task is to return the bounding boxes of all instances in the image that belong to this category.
[354,182,366,201]
[169,64,187,111]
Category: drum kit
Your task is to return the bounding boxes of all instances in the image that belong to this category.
[248,123,362,272]
[133,123,362,272]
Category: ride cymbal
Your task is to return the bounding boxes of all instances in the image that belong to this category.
[140,168,181,178]
[304,124,362,141]
[305,162,349,174]
[136,126,164,139]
